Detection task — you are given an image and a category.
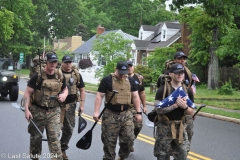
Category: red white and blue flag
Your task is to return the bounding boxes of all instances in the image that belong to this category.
[191,74,200,94]
[192,74,200,82]
[156,86,196,109]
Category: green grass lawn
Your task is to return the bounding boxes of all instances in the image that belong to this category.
[15,69,30,76]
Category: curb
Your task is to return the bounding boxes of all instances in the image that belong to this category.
[145,102,240,125]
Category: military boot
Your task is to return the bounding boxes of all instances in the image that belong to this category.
[62,150,68,160]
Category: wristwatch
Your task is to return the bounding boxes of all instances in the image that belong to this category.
[136,112,142,115]
[183,106,188,110]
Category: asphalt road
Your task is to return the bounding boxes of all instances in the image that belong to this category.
[0,78,240,160]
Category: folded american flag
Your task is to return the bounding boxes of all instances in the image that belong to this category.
[156,86,196,109]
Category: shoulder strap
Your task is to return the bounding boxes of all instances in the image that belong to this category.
[73,67,81,84]
[135,73,143,85]
[55,68,64,82]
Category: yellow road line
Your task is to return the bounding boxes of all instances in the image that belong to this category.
[19,91,212,160]
[187,155,199,160]
[19,91,24,95]
[188,152,212,160]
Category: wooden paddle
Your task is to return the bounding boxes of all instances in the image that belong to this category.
[76,90,118,150]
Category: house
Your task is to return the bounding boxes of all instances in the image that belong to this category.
[72,25,138,84]
[72,25,138,67]
[53,36,83,52]
[134,20,190,65]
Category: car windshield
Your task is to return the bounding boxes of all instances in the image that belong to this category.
[0,60,14,70]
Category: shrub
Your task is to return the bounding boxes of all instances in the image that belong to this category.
[218,80,234,95]
[78,59,93,69]
[134,64,152,86]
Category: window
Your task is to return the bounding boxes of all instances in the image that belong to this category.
[142,52,146,65]
[163,30,166,39]
[131,50,136,65]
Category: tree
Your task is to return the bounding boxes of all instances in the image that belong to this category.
[172,0,236,89]
[0,0,36,60]
[31,0,84,49]
[0,8,14,49]
[86,0,177,36]
[147,43,183,83]
[92,32,132,79]
[76,1,112,41]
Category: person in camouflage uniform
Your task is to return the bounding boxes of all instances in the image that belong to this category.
[127,60,147,152]
[60,55,86,160]
[158,51,194,150]
[93,61,142,160]
[23,53,68,160]
[166,52,194,147]
[154,64,194,160]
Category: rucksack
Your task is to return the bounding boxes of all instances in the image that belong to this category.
[29,55,46,78]
[164,59,175,72]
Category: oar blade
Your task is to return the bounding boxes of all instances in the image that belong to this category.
[78,115,87,134]
[76,130,92,150]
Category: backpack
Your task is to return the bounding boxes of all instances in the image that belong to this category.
[29,55,46,78]
[164,59,175,72]
[156,59,174,89]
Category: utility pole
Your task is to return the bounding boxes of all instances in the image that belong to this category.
[140,0,143,25]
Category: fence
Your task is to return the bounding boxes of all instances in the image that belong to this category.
[219,67,240,89]
[79,67,100,84]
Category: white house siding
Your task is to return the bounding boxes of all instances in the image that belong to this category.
[166,29,180,41]
[139,26,154,40]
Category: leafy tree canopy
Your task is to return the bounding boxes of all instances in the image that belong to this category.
[92,32,133,79]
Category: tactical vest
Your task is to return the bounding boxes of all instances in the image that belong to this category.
[33,68,63,107]
[105,73,131,105]
[62,67,81,102]
[135,73,143,90]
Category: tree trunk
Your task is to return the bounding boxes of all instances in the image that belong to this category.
[208,27,219,90]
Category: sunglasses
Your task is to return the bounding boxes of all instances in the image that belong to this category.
[64,61,72,64]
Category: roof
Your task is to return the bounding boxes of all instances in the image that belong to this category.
[136,21,181,51]
[147,31,181,51]
[73,30,138,55]
[142,25,159,32]
[135,31,181,51]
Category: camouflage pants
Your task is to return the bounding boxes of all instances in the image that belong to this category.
[60,103,77,151]
[101,109,135,160]
[28,105,62,160]
[185,115,194,143]
[154,121,189,160]
[130,107,143,137]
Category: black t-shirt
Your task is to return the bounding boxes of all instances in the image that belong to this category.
[27,72,67,92]
[98,74,138,93]
[155,85,194,120]
[62,70,85,103]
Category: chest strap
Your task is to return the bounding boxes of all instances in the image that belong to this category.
[157,114,186,144]
[170,120,184,144]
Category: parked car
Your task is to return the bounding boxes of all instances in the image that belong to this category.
[0,58,19,101]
